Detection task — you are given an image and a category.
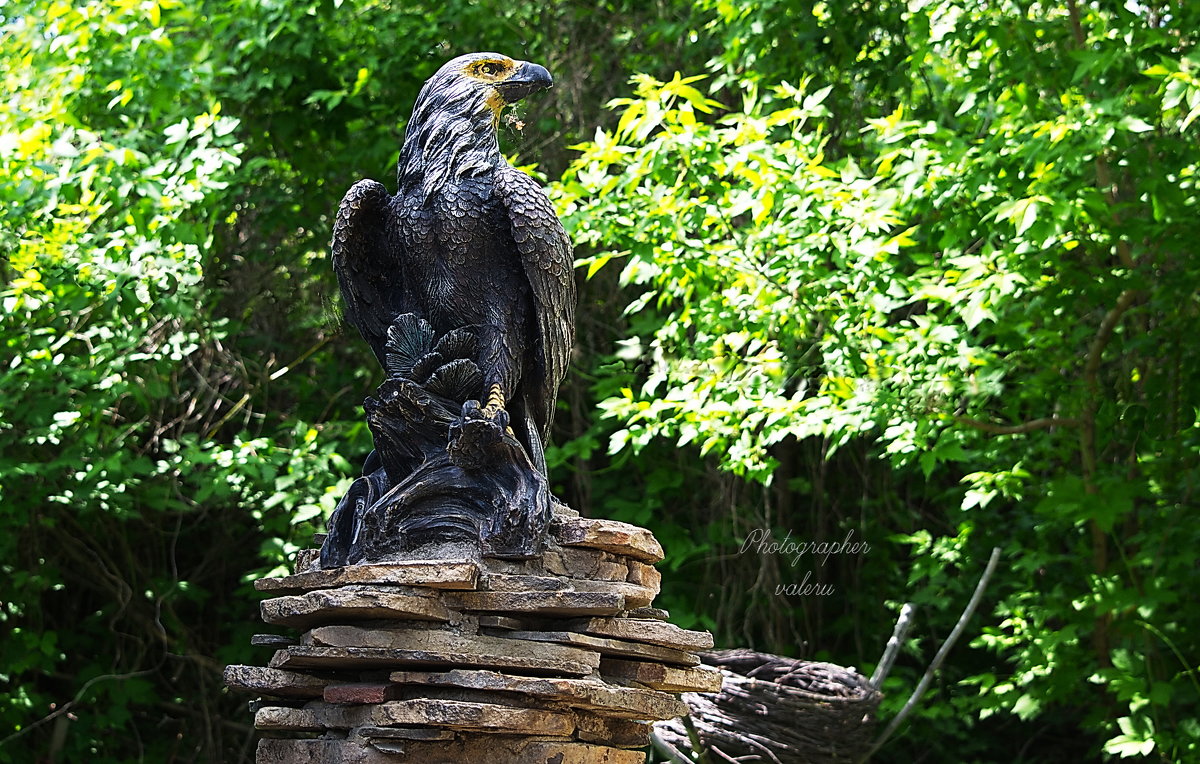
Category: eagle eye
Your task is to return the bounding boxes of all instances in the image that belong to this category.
[473,60,508,79]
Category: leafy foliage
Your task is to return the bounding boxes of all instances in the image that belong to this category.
[0,1,356,759]
[3,0,1199,761]
[559,1,1200,760]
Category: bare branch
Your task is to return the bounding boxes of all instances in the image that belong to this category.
[863,547,1002,761]
[954,415,1078,435]
[871,602,916,689]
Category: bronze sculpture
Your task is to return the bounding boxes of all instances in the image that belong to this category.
[321,53,576,566]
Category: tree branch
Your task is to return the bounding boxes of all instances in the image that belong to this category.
[1079,287,1140,666]
[871,602,916,689]
[863,547,1001,761]
[1066,0,1137,269]
[954,415,1078,435]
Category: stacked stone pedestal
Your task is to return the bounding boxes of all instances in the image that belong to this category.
[225,510,720,763]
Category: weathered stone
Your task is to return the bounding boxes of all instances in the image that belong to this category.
[257,738,359,764]
[595,560,633,582]
[569,580,655,609]
[223,665,327,699]
[443,590,625,617]
[260,585,453,628]
[248,698,306,713]
[555,547,630,581]
[599,658,724,693]
[302,625,600,675]
[254,560,480,593]
[574,715,652,749]
[480,573,568,592]
[254,704,327,731]
[493,630,699,666]
[476,615,526,630]
[257,737,644,764]
[562,618,714,651]
[387,669,688,720]
[356,725,455,741]
[250,633,297,647]
[368,740,407,755]
[255,699,576,736]
[623,607,669,621]
[270,630,598,676]
[540,549,571,576]
[324,681,403,705]
[624,561,661,591]
[551,518,664,564]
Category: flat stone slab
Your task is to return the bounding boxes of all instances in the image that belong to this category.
[562,618,714,651]
[254,698,575,736]
[257,737,645,764]
[387,669,688,720]
[443,590,625,616]
[477,614,527,630]
[575,715,652,748]
[480,573,570,592]
[223,665,328,699]
[569,580,656,609]
[539,547,629,581]
[271,623,600,675]
[551,518,664,564]
[324,681,404,705]
[600,658,724,693]
[260,585,454,628]
[254,560,480,593]
[303,626,601,675]
[250,633,298,647]
[623,607,669,620]
[494,630,699,667]
[625,561,661,590]
[355,725,455,741]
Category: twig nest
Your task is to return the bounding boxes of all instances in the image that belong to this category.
[654,648,883,763]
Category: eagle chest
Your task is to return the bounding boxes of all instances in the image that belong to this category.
[401,181,526,324]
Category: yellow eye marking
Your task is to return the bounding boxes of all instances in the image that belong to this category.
[467,58,514,81]
[485,91,506,122]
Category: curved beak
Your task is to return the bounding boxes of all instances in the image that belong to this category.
[495,61,553,104]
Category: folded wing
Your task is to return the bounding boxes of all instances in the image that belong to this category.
[495,166,576,439]
[331,179,403,366]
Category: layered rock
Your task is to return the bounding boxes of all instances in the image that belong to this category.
[225,511,718,763]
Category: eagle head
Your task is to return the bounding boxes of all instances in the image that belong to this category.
[399,53,554,197]
[420,53,553,126]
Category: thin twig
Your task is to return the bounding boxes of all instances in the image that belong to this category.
[682,713,712,763]
[0,670,156,748]
[650,727,695,764]
[871,602,916,689]
[863,547,1002,760]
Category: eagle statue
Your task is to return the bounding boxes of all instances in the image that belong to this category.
[321,53,576,565]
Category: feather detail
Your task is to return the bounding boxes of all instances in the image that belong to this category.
[494,165,577,439]
[425,358,484,401]
[331,179,404,366]
[384,314,435,379]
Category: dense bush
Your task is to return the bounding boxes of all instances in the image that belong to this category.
[558,2,1200,759]
[2,0,1197,761]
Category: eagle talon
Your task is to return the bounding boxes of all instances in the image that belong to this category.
[449,399,513,468]
[461,398,510,431]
